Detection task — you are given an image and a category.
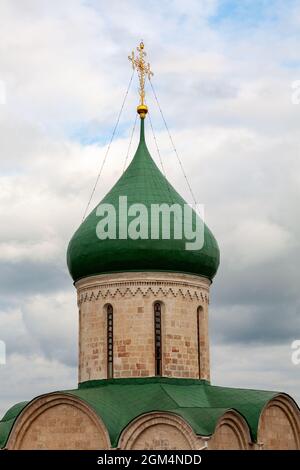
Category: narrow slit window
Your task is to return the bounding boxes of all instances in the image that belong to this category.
[154,302,162,376]
[107,304,113,379]
[197,306,203,379]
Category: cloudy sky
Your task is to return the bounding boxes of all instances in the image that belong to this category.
[0,0,300,416]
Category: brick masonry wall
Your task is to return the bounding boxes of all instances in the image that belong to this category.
[76,272,211,383]
[209,424,241,449]
[118,412,200,450]
[257,396,300,449]
[208,411,251,450]
[128,423,192,450]
[7,395,110,450]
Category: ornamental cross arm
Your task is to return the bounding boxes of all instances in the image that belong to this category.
[128,41,153,118]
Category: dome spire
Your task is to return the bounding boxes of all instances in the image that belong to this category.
[128,41,153,119]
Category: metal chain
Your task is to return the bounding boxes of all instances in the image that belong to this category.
[82,71,134,221]
[149,79,197,205]
[122,113,138,173]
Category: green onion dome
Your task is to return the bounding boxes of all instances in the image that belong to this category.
[67,120,220,282]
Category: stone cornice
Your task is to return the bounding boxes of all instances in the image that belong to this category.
[76,273,210,305]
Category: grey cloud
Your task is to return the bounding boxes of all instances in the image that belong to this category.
[210,299,300,345]
[190,79,239,100]
[0,289,77,367]
[0,261,70,296]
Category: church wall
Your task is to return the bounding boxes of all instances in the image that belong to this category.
[257,395,300,450]
[198,303,210,380]
[118,412,200,450]
[76,272,211,383]
[208,411,251,450]
[6,394,111,450]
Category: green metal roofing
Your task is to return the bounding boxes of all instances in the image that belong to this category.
[67,119,220,282]
[0,401,29,449]
[0,378,280,448]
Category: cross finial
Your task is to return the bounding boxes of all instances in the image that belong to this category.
[128,41,153,119]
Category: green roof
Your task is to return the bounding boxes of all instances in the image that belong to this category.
[0,378,280,448]
[67,119,220,282]
[0,401,29,449]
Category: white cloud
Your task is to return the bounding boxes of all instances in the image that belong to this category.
[0,354,77,418]
[211,341,300,405]
[226,219,294,268]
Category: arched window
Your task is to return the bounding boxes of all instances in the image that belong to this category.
[154,302,162,376]
[107,304,113,379]
[197,306,203,379]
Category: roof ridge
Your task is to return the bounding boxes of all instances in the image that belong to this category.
[158,383,181,409]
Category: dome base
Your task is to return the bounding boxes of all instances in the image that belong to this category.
[76,272,211,383]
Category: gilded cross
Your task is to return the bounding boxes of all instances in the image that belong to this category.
[128,41,153,118]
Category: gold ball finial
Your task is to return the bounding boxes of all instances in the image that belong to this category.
[140,41,144,50]
[137,104,148,119]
